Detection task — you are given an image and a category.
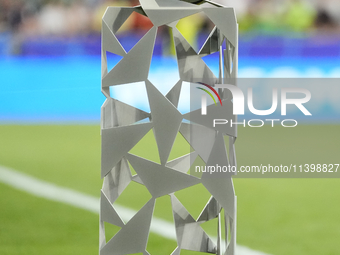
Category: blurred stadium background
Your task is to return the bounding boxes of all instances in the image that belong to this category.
[1,0,340,255]
[1,0,340,122]
[1,0,340,57]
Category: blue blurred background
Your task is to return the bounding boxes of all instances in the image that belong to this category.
[1,0,340,123]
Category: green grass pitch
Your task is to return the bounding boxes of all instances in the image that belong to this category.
[0,124,339,254]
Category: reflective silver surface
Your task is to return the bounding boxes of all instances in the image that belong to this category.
[100,1,238,254]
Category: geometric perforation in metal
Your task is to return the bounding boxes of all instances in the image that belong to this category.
[101,1,238,254]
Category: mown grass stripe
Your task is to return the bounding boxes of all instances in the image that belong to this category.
[0,165,269,255]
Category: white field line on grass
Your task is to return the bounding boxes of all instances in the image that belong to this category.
[0,165,270,255]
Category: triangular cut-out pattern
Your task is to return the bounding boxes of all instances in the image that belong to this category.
[201,51,220,79]
[104,221,122,243]
[102,21,126,58]
[199,217,218,245]
[171,194,217,253]
[147,196,177,254]
[167,132,192,162]
[115,10,153,53]
[198,196,222,221]
[101,157,132,203]
[182,99,236,138]
[101,122,153,178]
[106,51,124,73]
[176,12,206,53]
[103,7,134,34]
[179,122,217,163]
[166,80,183,109]
[166,152,197,175]
[101,199,155,255]
[174,183,211,220]
[197,19,218,56]
[172,27,217,86]
[103,27,157,88]
[176,81,191,114]
[148,26,180,96]
[198,14,228,55]
[101,190,125,227]
[101,98,150,129]
[101,4,238,255]
[143,5,201,27]
[113,181,152,223]
[201,174,235,219]
[202,8,237,47]
[127,154,200,198]
[198,26,218,57]
[129,129,161,164]
[109,82,150,113]
[146,80,183,165]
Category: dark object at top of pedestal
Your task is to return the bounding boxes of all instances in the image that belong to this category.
[140,0,223,8]
[181,0,206,4]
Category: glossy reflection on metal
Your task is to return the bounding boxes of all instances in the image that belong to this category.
[100,0,238,254]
